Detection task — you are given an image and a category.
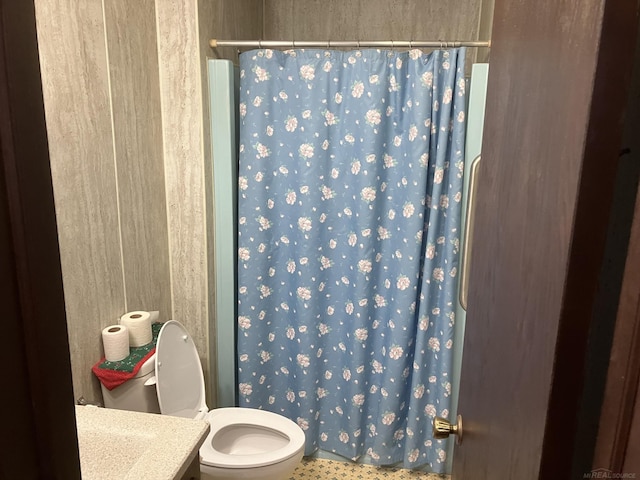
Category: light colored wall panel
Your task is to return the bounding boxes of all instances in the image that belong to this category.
[34,0,125,403]
[103,0,172,318]
[198,0,263,407]
[155,0,211,397]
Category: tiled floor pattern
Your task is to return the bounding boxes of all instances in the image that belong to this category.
[290,458,449,480]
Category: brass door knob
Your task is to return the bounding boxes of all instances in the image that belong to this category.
[432,414,463,445]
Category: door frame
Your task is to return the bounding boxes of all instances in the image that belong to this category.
[0,1,80,478]
[540,1,640,474]
[591,126,640,470]
[593,182,640,471]
[578,11,640,472]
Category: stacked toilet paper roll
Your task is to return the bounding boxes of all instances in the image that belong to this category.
[120,311,153,347]
[101,325,130,362]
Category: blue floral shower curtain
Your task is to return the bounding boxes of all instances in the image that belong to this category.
[237,47,466,471]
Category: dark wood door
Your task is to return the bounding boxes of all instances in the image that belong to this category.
[453,0,639,479]
[0,1,80,478]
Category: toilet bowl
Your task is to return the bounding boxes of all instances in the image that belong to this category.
[150,320,305,479]
[199,408,305,480]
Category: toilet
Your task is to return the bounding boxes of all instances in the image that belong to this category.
[106,320,306,480]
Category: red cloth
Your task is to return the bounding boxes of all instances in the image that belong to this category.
[92,349,156,390]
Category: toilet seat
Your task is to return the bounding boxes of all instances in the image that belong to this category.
[155,321,208,419]
[199,407,306,469]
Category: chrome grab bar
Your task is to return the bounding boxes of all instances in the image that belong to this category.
[460,155,481,311]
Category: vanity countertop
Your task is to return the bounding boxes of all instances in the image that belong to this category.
[75,405,209,480]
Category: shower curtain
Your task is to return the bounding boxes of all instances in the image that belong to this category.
[237,47,466,471]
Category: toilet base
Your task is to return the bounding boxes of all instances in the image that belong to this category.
[200,450,303,480]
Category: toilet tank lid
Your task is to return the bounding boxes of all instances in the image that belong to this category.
[155,320,208,419]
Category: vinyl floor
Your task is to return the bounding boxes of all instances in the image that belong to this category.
[289,458,449,480]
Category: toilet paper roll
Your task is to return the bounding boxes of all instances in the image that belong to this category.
[101,325,130,362]
[120,311,153,347]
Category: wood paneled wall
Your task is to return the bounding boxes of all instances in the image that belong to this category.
[264,0,482,40]
[263,0,485,68]
[155,0,211,400]
[34,0,485,406]
[204,0,263,64]
[104,1,171,318]
[35,0,129,404]
[34,0,263,406]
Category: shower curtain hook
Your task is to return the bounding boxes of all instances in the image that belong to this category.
[258,39,262,49]
[409,39,413,49]
[326,40,330,49]
[357,40,360,49]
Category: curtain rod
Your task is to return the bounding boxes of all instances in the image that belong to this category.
[209,39,491,49]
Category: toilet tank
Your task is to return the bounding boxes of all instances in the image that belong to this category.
[100,354,160,413]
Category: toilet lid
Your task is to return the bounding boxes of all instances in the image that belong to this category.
[155,320,207,419]
[199,408,306,469]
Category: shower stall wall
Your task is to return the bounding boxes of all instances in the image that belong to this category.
[208,60,239,408]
